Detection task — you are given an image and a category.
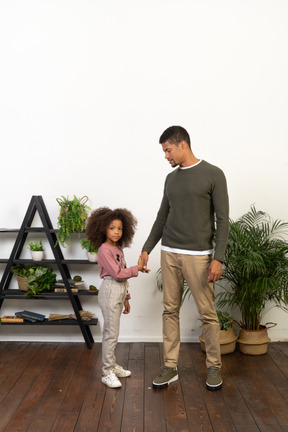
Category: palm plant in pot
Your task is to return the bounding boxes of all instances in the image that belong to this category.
[216,206,288,355]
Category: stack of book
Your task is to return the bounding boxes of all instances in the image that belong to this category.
[15,310,46,323]
[54,279,85,293]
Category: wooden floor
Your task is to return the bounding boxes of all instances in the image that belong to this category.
[0,342,288,432]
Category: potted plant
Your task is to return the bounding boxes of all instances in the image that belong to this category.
[28,240,44,261]
[56,195,90,247]
[80,238,98,262]
[12,264,57,298]
[199,310,237,355]
[216,206,288,355]
[88,284,99,293]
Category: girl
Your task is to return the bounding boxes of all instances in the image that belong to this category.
[86,207,147,388]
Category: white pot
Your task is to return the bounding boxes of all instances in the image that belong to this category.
[31,251,44,261]
[87,252,98,262]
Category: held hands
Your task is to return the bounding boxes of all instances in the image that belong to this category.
[138,253,150,273]
[208,259,223,283]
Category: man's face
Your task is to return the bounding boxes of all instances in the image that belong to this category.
[161,140,183,168]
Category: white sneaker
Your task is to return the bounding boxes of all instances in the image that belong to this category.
[102,372,122,388]
[112,364,131,378]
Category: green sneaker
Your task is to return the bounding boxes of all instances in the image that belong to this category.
[206,366,222,391]
[152,366,178,389]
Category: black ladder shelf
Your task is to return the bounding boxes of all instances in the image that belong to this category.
[0,195,98,348]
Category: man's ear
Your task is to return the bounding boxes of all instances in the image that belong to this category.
[180,140,188,149]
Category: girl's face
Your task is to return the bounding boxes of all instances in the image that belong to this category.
[105,219,123,246]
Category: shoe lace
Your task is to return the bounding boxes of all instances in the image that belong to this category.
[208,367,220,380]
[160,366,173,377]
[108,372,119,383]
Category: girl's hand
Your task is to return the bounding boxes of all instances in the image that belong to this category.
[123,299,130,314]
[138,255,144,271]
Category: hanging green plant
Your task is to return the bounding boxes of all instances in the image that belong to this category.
[56,195,90,247]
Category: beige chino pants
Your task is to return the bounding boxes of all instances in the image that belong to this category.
[161,251,221,369]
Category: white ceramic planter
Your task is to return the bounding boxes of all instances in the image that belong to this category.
[87,252,98,262]
[31,251,44,261]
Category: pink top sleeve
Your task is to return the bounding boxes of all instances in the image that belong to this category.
[97,243,138,281]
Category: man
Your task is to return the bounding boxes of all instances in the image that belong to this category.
[141,126,229,391]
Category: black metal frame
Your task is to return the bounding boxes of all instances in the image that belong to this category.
[0,195,97,348]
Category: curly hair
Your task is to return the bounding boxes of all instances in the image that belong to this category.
[85,207,137,249]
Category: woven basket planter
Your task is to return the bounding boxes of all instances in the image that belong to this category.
[237,324,275,355]
[199,327,238,355]
[16,276,29,292]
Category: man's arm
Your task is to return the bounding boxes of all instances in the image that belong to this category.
[141,185,170,266]
[212,168,229,263]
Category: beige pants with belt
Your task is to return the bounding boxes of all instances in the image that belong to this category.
[98,277,126,376]
[161,251,221,369]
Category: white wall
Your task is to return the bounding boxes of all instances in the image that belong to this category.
[0,0,287,343]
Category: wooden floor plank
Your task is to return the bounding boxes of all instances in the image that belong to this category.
[121,358,144,432]
[0,341,287,432]
[144,345,167,432]
[73,344,105,432]
[27,343,86,432]
[129,342,144,360]
[96,343,130,432]
[189,343,238,432]
[0,342,30,402]
[221,350,262,431]
[178,343,214,432]
[3,343,58,432]
[50,344,99,432]
[0,343,46,430]
[232,354,284,431]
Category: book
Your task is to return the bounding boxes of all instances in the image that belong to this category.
[56,279,84,287]
[15,310,46,322]
[1,315,24,323]
[54,288,79,293]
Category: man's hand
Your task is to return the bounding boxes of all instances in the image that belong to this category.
[140,251,150,273]
[208,259,223,283]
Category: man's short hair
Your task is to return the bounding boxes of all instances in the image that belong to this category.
[159,126,191,148]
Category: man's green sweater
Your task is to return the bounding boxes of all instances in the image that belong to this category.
[142,160,229,262]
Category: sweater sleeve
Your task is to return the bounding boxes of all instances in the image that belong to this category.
[142,182,170,254]
[98,247,138,281]
[212,169,229,262]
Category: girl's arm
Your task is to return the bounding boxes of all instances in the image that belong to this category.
[98,248,138,281]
